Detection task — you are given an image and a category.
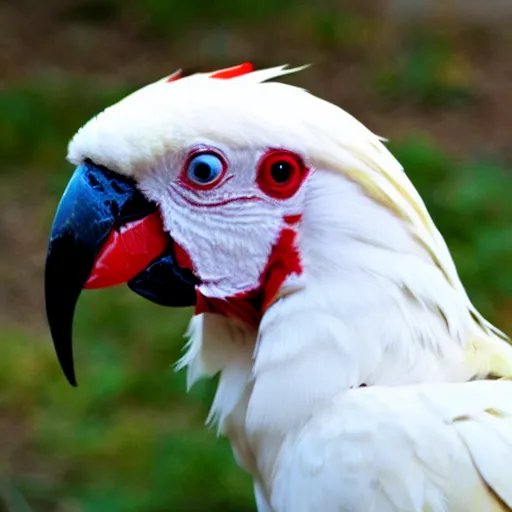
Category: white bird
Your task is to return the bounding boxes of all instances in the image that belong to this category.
[45,63,512,511]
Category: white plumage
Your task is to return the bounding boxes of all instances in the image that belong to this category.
[271,380,512,512]
[69,64,512,511]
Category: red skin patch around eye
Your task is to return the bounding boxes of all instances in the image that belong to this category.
[195,225,302,329]
[178,148,228,191]
[84,212,168,289]
[257,150,309,200]
[210,62,254,79]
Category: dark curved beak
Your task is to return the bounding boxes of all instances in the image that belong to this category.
[45,161,197,387]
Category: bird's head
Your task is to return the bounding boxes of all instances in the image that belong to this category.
[45,63,506,388]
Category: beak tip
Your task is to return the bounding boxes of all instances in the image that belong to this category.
[59,364,78,387]
[65,361,78,387]
[49,331,79,388]
[57,352,78,387]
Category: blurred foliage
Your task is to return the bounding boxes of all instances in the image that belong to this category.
[374,28,475,107]
[2,300,252,512]
[129,0,300,34]
[1,1,511,511]
[0,80,132,172]
[389,137,512,315]
[58,0,304,35]
[299,9,375,50]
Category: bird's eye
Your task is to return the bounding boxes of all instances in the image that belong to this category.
[185,152,225,188]
[257,150,308,199]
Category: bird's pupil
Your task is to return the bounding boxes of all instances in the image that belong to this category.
[270,161,292,184]
[194,162,212,182]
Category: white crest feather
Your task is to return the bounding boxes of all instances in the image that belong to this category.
[228,64,311,84]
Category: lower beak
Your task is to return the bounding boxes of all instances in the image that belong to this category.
[45,161,197,386]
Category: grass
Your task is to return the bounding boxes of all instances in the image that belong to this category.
[2,294,254,511]
[1,11,511,509]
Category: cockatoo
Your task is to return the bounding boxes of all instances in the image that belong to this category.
[45,63,512,512]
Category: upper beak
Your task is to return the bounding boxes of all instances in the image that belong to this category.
[45,161,197,387]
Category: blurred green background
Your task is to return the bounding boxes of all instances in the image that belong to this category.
[1,0,511,510]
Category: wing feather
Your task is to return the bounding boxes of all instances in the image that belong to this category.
[454,411,512,509]
[268,380,512,512]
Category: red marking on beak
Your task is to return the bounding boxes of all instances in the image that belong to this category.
[84,212,168,289]
[210,62,254,79]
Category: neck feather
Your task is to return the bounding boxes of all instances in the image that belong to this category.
[179,170,511,436]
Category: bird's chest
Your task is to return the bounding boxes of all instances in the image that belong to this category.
[219,379,286,504]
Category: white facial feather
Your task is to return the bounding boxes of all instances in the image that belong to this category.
[135,144,307,301]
